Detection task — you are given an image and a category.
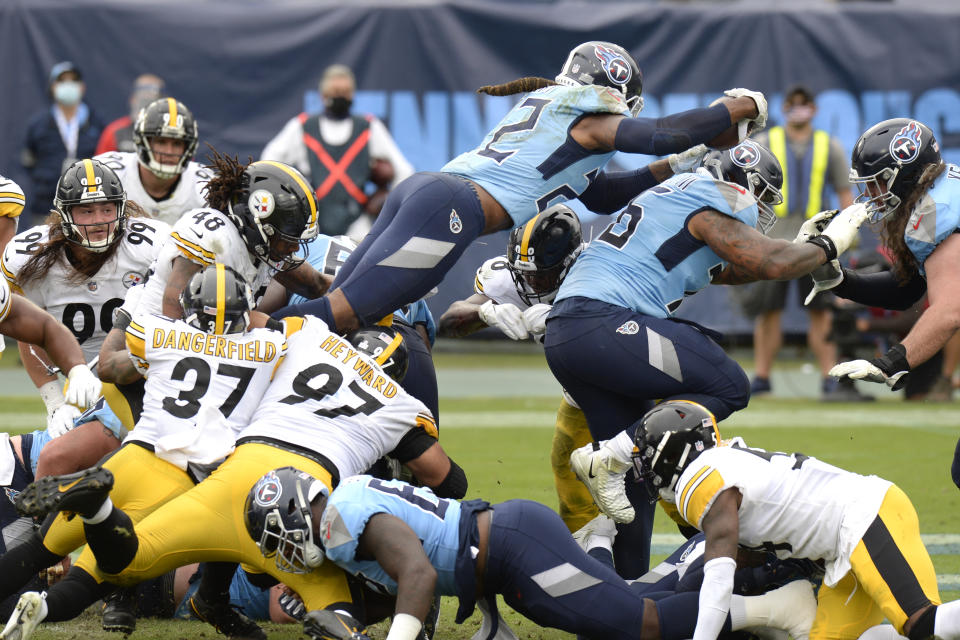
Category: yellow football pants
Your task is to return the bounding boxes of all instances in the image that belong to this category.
[810,484,940,640]
[550,396,599,532]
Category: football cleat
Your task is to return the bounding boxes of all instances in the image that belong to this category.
[569,443,635,524]
[0,592,47,640]
[571,513,617,553]
[101,587,137,634]
[15,466,113,519]
[302,609,370,640]
[188,591,266,640]
[751,579,817,640]
[470,597,519,640]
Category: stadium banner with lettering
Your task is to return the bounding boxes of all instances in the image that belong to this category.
[3,0,959,333]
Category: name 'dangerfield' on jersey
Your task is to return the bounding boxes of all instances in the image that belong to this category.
[151,327,279,363]
[319,334,399,399]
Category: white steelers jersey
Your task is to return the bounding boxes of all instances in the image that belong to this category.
[0,175,25,221]
[240,315,437,478]
[672,444,892,587]
[136,208,272,316]
[474,257,526,308]
[1,221,169,361]
[124,312,290,469]
[94,151,210,226]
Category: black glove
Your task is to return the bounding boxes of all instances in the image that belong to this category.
[278,591,306,621]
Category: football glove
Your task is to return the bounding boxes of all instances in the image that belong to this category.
[813,203,870,261]
[64,364,101,409]
[47,404,82,438]
[278,591,305,621]
[724,88,768,133]
[668,144,709,174]
[793,209,839,244]
[478,301,528,341]
[829,344,910,390]
[522,304,552,337]
[804,259,843,306]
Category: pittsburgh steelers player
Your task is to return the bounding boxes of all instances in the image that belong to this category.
[0,174,25,253]
[95,98,210,225]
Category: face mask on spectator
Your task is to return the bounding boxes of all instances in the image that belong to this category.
[54,81,82,106]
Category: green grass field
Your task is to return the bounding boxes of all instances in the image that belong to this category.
[5,346,959,639]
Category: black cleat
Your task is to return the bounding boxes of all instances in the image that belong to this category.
[15,466,114,519]
[188,592,266,640]
[101,587,137,634]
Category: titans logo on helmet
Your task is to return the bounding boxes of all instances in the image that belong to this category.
[731,141,762,169]
[889,121,922,163]
[594,44,632,86]
[254,472,283,507]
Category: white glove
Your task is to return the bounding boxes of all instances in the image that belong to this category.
[819,203,869,259]
[804,259,843,306]
[829,360,908,389]
[522,304,552,337]
[793,209,840,244]
[478,301,529,340]
[47,404,82,438]
[724,88,768,132]
[64,364,102,409]
[668,144,708,174]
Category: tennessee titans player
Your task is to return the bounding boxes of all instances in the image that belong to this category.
[272,41,768,334]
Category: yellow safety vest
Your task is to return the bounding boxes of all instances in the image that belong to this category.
[768,126,830,219]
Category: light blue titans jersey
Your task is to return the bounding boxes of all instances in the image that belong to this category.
[904,163,960,275]
[442,84,629,227]
[320,475,461,596]
[557,170,760,317]
[290,235,436,344]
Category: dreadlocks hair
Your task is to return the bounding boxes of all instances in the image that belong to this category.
[18,200,148,287]
[477,77,557,96]
[202,145,251,213]
[880,160,947,284]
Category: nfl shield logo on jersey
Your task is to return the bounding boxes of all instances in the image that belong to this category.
[616,320,639,335]
[889,121,923,163]
[449,209,463,234]
[87,281,99,292]
[254,471,282,507]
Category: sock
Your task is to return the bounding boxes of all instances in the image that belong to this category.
[606,431,636,463]
[81,497,113,524]
[655,591,732,640]
[587,546,614,569]
[859,625,907,640]
[43,568,112,622]
[83,506,138,575]
[935,601,960,640]
[197,562,239,602]
[0,532,63,601]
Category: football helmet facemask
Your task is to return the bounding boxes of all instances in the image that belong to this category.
[507,204,582,305]
[180,263,254,335]
[244,467,328,574]
[133,98,199,179]
[631,400,720,504]
[346,325,409,383]
[703,141,783,234]
[849,118,941,223]
[555,41,644,116]
[227,161,319,272]
[54,158,127,253]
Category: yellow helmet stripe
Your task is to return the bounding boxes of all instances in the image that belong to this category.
[215,263,226,334]
[256,160,318,229]
[376,331,404,366]
[83,159,97,194]
[519,213,541,263]
[167,98,178,128]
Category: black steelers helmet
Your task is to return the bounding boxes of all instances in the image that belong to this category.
[703,140,783,234]
[631,400,720,504]
[850,118,941,223]
[555,41,643,116]
[244,467,327,574]
[133,97,199,179]
[346,326,408,383]
[54,158,127,253]
[227,161,319,271]
[507,204,582,305]
[180,263,254,334]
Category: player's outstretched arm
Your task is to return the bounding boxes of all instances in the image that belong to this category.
[694,488,741,640]
[357,513,437,635]
[438,293,492,338]
[273,261,332,302]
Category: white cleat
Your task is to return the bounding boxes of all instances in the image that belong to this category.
[763,580,817,640]
[569,443,635,523]
[572,513,618,553]
[1,592,47,640]
[470,597,518,640]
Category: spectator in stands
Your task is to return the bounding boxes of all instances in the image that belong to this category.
[95,74,165,155]
[742,84,859,401]
[261,64,414,240]
[21,61,103,227]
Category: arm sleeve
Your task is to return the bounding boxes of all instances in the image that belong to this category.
[832,268,926,310]
[578,167,659,214]
[390,427,438,464]
[614,104,731,156]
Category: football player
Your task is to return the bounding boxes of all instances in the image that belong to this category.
[272,41,767,335]
[0,175,25,253]
[94,98,210,225]
[1,159,163,436]
[0,264,290,640]
[237,470,816,640]
[6,314,465,640]
[573,400,960,640]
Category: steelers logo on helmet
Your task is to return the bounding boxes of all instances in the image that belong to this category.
[889,121,923,164]
[594,44,632,85]
[249,189,275,220]
[731,140,762,169]
[254,472,283,508]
